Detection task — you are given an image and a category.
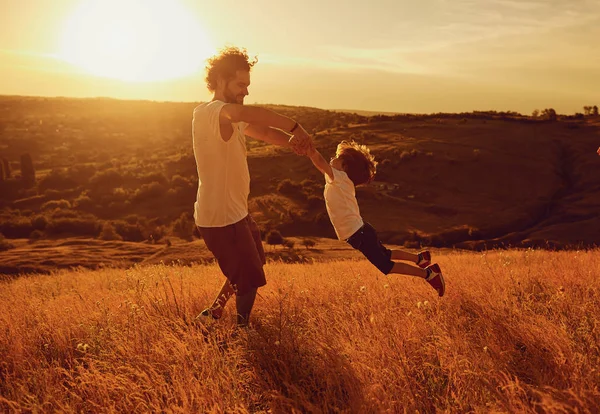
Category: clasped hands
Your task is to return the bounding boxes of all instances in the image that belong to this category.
[288,125,315,156]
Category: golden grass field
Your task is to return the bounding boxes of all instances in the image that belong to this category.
[1,249,599,413]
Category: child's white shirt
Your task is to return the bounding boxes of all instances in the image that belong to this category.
[324,168,364,240]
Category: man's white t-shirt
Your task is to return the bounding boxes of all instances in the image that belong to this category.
[324,169,364,240]
[192,100,250,227]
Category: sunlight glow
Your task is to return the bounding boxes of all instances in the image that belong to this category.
[59,0,213,82]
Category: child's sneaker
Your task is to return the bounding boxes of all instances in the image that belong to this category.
[425,263,445,297]
[416,250,431,268]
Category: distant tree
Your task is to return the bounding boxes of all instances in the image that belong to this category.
[541,108,557,121]
[583,106,592,116]
[531,109,540,118]
[20,153,35,187]
[593,105,599,116]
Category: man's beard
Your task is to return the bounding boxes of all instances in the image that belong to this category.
[224,89,244,104]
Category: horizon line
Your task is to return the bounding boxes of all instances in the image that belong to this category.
[0,93,590,117]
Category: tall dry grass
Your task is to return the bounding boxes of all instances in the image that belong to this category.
[0,249,599,413]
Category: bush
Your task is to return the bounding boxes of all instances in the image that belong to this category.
[73,193,94,210]
[66,164,97,184]
[148,225,167,243]
[89,168,125,190]
[0,217,34,238]
[111,187,130,202]
[277,179,303,196]
[133,182,167,202]
[29,230,43,242]
[41,199,72,211]
[306,195,324,210]
[171,213,195,241]
[266,230,284,247]
[139,172,168,186]
[112,220,145,242]
[99,222,123,241]
[313,212,330,226]
[0,233,15,251]
[31,215,48,231]
[170,174,191,188]
[49,209,79,219]
[302,239,316,249]
[37,169,77,192]
[300,179,317,188]
[46,217,99,237]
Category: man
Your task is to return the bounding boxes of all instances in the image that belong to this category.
[193,46,311,326]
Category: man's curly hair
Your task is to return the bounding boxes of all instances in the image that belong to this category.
[205,46,258,92]
[336,140,378,186]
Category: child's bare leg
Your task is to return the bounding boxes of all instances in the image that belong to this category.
[390,250,419,263]
[389,262,427,278]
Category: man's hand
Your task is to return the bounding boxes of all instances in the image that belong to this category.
[597,146,600,156]
[288,124,313,155]
[290,124,312,154]
[288,135,305,155]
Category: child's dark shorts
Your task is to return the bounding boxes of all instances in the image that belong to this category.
[346,222,394,275]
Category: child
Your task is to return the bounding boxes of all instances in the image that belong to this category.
[306,140,445,297]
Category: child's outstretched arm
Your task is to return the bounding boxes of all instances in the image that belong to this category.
[307,144,334,181]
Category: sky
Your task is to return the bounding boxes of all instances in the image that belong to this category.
[1,0,599,114]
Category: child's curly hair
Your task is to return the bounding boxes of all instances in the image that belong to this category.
[205,46,258,92]
[336,140,378,186]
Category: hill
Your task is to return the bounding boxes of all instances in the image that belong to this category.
[0,96,599,273]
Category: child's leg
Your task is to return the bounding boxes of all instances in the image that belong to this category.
[390,250,418,262]
[389,262,427,278]
[391,249,431,268]
[389,262,446,297]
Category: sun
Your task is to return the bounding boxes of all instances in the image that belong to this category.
[59,0,213,82]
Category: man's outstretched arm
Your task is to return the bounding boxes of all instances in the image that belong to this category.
[245,124,305,153]
[222,104,311,151]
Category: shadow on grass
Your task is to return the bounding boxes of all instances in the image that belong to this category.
[240,319,365,413]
